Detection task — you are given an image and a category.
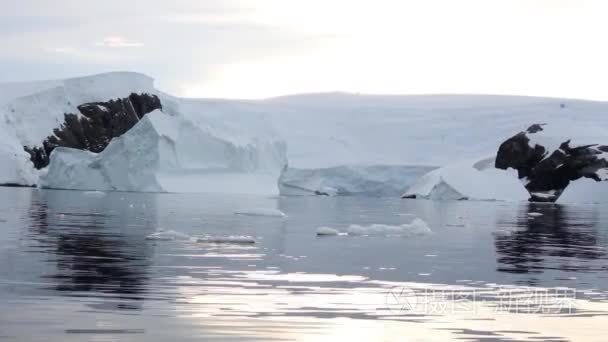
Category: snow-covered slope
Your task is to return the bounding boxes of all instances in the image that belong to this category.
[265,94,608,198]
[263,93,608,168]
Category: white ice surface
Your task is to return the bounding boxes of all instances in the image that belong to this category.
[197,236,256,244]
[527,212,543,217]
[146,230,255,244]
[403,157,529,201]
[234,208,287,218]
[316,227,342,236]
[347,218,432,236]
[146,230,192,241]
[557,178,608,204]
[280,165,435,197]
[316,218,432,237]
[264,93,608,169]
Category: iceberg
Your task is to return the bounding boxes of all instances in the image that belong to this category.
[40,110,287,194]
[3,71,608,197]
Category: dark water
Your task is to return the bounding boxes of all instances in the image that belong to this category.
[0,187,607,341]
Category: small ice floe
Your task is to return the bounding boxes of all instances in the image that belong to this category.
[527,212,543,217]
[317,218,432,237]
[493,229,515,237]
[146,230,191,241]
[396,213,417,218]
[316,226,343,236]
[196,235,256,244]
[84,191,106,197]
[234,208,287,218]
[347,218,432,236]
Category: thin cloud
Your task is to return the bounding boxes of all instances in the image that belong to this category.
[49,46,79,54]
[95,36,144,48]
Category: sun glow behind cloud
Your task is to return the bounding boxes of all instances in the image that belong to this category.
[179,0,608,100]
[1,0,607,100]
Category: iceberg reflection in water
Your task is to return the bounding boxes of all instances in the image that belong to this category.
[0,187,607,341]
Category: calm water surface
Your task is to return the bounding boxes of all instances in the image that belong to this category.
[0,187,607,341]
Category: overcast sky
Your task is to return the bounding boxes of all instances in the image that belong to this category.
[1,0,607,99]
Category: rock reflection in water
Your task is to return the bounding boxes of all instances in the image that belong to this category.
[26,190,154,309]
[494,203,606,280]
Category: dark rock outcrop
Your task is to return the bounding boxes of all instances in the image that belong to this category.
[495,124,548,180]
[496,124,608,202]
[24,93,162,169]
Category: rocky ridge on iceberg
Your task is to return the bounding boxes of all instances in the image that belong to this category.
[25,93,162,169]
[496,124,608,202]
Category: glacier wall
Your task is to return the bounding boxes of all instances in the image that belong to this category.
[39,110,287,194]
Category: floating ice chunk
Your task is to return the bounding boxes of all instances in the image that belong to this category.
[146,230,191,241]
[396,213,417,218]
[316,226,342,236]
[84,191,106,196]
[145,234,174,241]
[197,235,256,244]
[347,218,432,236]
[317,218,432,237]
[527,212,543,217]
[234,208,287,218]
[493,229,514,237]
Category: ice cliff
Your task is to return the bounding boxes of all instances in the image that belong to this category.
[0,72,287,194]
